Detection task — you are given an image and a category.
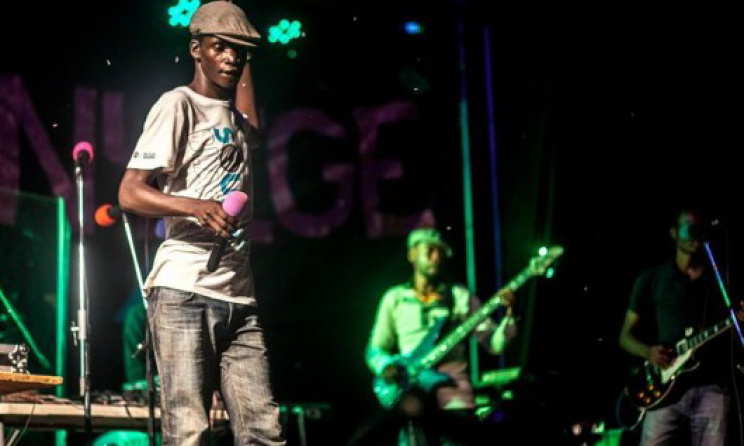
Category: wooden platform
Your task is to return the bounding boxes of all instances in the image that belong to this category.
[0,372,63,396]
[0,401,158,430]
[0,400,330,445]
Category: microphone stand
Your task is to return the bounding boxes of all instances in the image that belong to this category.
[703,241,744,348]
[121,213,157,446]
[0,286,52,371]
[72,158,92,446]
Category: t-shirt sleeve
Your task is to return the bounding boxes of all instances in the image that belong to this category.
[127,92,189,172]
[628,268,654,316]
[365,290,399,375]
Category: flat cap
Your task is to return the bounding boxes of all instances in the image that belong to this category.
[189,1,261,48]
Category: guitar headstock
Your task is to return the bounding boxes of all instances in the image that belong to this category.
[528,245,564,277]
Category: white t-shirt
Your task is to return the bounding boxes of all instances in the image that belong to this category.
[127,86,255,305]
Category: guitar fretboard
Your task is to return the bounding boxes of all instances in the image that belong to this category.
[678,318,734,355]
[418,266,534,369]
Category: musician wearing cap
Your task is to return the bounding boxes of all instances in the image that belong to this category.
[361,227,518,445]
[117,1,284,444]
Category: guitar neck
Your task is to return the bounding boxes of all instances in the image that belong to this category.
[677,317,735,356]
[419,267,533,369]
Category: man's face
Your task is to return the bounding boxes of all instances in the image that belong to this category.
[410,242,446,279]
[673,211,704,255]
[193,36,248,92]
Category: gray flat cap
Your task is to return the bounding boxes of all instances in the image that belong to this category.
[189,1,261,48]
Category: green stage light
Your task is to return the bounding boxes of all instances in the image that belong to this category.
[168,0,201,28]
[268,19,303,44]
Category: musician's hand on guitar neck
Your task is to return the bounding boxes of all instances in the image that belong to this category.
[496,289,516,315]
[648,345,675,368]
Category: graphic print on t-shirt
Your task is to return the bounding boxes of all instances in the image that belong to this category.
[190,126,246,199]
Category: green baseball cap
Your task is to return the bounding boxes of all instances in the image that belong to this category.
[406,228,453,257]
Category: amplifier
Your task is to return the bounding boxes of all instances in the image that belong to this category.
[0,344,28,374]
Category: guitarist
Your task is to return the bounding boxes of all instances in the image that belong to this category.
[618,203,744,446]
[361,227,518,446]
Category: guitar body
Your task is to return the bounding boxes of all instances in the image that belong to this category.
[373,318,451,409]
[372,366,452,409]
[369,245,565,410]
[624,351,700,409]
[622,318,738,410]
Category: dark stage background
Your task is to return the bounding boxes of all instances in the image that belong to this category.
[1,1,742,444]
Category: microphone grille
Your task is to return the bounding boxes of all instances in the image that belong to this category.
[94,203,117,227]
[73,141,94,161]
[222,191,249,217]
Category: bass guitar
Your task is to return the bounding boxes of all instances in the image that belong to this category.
[372,245,564,409]
[623,316,738,409]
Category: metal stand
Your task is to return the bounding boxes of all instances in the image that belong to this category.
[71,159,92,445]
[703,241,744,347]
[405,419,418,446]
[0,286,51,371]
[121,213,157,446]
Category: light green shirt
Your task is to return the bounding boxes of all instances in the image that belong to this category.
[365,282,516,409]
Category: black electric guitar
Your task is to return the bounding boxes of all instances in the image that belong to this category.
[623,317,738,410]
[372,246,564,409]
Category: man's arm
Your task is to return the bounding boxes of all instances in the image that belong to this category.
[465,288,517,355]
[118,169,235,238]
[365,291,400,379]
[236,63,263,147]
[487,290,517,354]
[619,310,673,368]
[222,0,261,141]
[236,64,259,128]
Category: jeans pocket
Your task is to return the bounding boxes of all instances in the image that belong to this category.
[150,287,201,332]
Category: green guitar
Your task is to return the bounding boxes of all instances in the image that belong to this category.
[372,246,564,409]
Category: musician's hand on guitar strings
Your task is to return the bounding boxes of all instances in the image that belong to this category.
[648,345,675,368]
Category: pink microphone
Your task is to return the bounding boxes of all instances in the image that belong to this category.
[206,191,249,272]
[222,191,249,217]
[72,141,94,166]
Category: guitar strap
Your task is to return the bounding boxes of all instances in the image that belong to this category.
[437,283,457,342]
[416,283,456,343]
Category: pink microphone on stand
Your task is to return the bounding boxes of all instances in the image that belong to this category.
[72,141,94,174]
[71,140,95,445]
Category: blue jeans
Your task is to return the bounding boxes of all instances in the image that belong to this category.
[147,286,285,446]
[640,384,729,446]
